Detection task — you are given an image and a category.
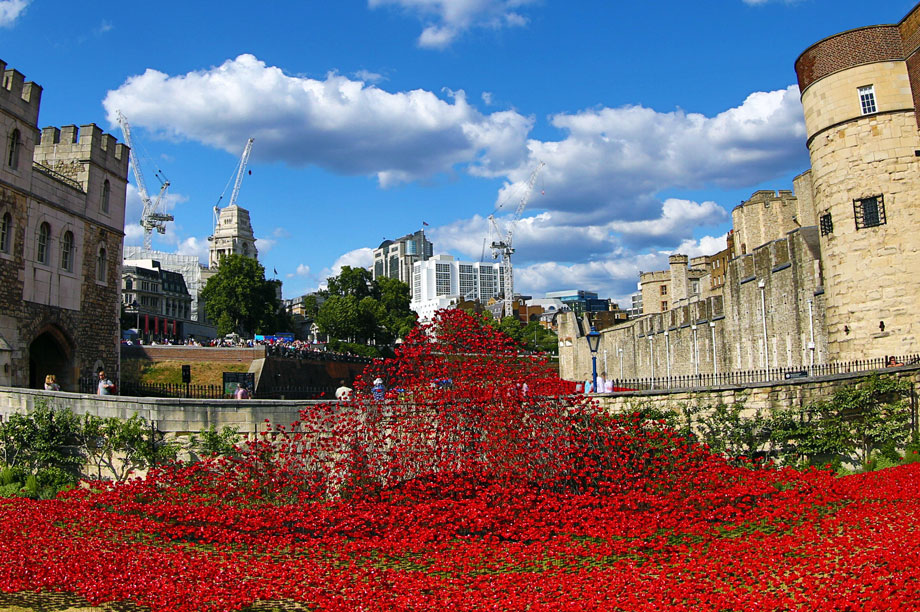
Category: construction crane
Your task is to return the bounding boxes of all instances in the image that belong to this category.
[488,161,545,319]
[213,137,254,230]
[115,111,173,252]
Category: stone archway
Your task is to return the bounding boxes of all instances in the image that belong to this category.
[28,325,74,391]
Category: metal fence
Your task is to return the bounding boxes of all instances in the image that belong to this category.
[606,354,920,392]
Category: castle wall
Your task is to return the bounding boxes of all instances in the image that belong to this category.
[560,229,826,383]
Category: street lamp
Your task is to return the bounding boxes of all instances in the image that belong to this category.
[131,299,140,331]
[586,326,601,392]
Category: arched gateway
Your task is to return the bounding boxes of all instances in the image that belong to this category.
[28,325,74,391]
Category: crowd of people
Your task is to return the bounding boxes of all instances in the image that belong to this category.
[262,339,373,363]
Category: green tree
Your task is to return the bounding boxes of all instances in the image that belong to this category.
[327,266,376,299]
[0,400,83,480]
[201,254,280,336]
[315,269,416,351]
[80,413,178,482]
[769,374,911,468]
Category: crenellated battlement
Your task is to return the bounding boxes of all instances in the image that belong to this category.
[0,58,42,127]
[34,123,129,182]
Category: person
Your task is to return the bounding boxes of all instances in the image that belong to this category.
[44,374,60,391]
[97,370,115,395]
[371,377,386,401]
[234,382,251,399]
[887,356,904,367]
[604,378,614,393]
[335,380,352,400]
[584,379,594,394]
[596,372,607,394]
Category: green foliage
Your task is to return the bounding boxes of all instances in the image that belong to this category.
[0,399,83,482]
[632,375,913,472]
[201,254,280,336]
[194,425,241,457]
[315,266,416,351]
[697,402,772,461]
[769,374,911,468]
[81,413,179,481]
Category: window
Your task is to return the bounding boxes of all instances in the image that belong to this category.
[660,285,667,295]
[0,212,11,253]
[858,85,877,115]
[125,279,133,291]
[853,195,886,230]
[101,180,110,214]
[60,231,74,272]
[661,301,668,311]
[820,212,834,236]
[37,222,50,264]
[6,129,20,169]
[96,246,107,282]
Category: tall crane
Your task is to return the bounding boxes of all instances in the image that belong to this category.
[213,137,254,230]
[115,111,173,252]
[488,161,545,319]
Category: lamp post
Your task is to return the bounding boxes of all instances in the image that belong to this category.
[586,326,601,392]
[131,300,140,332]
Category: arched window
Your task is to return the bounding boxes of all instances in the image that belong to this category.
[96,246,107,283]
[0,212,11,254]
[101,179,110,214]
[37,222,51,265]
[125,278,133,291]
[60,231,74,272]
[6,129,21,170]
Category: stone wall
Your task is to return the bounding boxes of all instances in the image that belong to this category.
[122,344,266,364]
[591,364,920,418]
[560,227,826,383]
[0,386,322,435]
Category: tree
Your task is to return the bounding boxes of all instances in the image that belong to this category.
[314,269,416,352]
[327,266,376,300]
[201,254,280,336]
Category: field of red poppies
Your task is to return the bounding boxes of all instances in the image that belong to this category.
[1,310,918,611]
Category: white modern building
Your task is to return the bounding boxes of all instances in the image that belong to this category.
[410,254,505,322]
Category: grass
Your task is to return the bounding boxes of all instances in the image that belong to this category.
[121,359,251,386]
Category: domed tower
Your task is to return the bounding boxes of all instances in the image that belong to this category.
[795,13,920,361]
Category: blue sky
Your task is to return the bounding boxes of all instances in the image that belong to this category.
[2,0,915,303]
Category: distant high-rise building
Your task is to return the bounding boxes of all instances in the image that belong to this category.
[372,229,433,284]
[410,254,504,322]
[208,204,258,268]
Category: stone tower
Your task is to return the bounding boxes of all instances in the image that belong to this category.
[795,15,920,361]
[207,204,258,268]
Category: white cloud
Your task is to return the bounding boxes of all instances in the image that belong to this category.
[369,0,539,49]
[491,85,806,226]
[175,237,209,263]
[287,263,311,279]
[103,54,533,187]
[316,248,375,289]
[353,69,386,84]
[0,0,28,27]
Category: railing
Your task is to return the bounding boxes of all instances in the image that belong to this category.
[606,354,920,392]
[78,377,336,400]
